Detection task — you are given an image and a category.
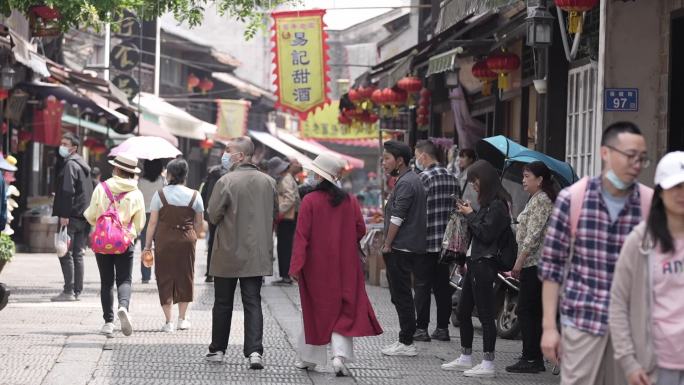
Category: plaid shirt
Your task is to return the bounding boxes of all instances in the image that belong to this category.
[539,177,645,336]
[420,164,459,253]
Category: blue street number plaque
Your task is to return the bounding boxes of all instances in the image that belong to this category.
[604,88,638,112]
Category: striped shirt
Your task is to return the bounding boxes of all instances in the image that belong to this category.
[420,164,459,253]
[538,177,646,336]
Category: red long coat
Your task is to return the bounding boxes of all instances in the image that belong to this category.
[290,191,383,345]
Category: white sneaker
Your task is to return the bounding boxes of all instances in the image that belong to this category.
[463,362,496,378]
[178,319,191,330]
[332,356,351,377]
[205,351,224,363]
[249,352,264,370]
[441,355,473,371]
[117,307,132,336]
[100,322,115,336]
[381,342,417,356]
[294,359,316,370]
[161,322,175,333]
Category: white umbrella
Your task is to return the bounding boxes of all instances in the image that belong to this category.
[109,136,182,160]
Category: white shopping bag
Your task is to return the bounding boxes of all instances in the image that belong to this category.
[54,226,71,257]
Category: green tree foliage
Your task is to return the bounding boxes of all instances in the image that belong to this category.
[1,0,300,39]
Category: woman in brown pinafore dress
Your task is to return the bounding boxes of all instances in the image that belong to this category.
[144,159,204,332]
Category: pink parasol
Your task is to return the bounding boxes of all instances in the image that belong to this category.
[109,136,181,160]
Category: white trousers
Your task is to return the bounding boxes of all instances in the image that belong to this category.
[297,327,354,367]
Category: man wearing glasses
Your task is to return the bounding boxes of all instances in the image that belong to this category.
[539,121,652,385]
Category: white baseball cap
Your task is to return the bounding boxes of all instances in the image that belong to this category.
[654,151,684,189]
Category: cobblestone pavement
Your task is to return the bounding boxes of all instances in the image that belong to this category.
[0,243,560,385]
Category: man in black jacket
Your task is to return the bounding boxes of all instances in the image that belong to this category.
[201,161,228,283]
[52,133,93,302]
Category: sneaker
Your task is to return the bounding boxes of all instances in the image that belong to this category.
[430,328,450,342]
[505,359,546,373]
[161,322,175,333]
[464,363,496,378]
[381,342,417,356]
[117,307,133,336]
[413,329,431,342]
[50,292,76,302]
[249,352,264,370]
[205,276,214,283]
[294,359,316,370]
[100,322,115,336]
[205,351,225,363]
[441,355,473,371]
[332,356,351,377]
[178,319,191,330]
[74,293,81,301]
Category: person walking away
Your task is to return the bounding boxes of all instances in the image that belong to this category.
[269,156,300,286]
[440,160,511,378]
[457,149,479,211]
[539,121,652,385]
[137,159,165,284]
[84,154,146,337]
[610,151,684,385]
[205,137,278,370]
[289,153,383,376]
[51,133,93,302]
[380,140,427,357]
[413,140,459,342]
[144,159,203,333]
[505,161,556,373]
[200,157,229,283]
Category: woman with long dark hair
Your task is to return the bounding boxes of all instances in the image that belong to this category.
[506,161,556,374]
[610,152,684,385]
[441,160,511,378]
[137,159,165,283]
[289,153,382,376]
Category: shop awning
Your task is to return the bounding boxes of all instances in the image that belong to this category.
[248,130,313,168]
[134,93,216,140]
[5,29,50,77]
[426,47,461,77]
[212,72,276,101]
[275,130,365,169]
[61,115,131,140]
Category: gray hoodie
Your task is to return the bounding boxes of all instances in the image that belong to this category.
[609,222,658,383]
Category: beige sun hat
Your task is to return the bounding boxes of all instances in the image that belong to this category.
[108,154,141,174]
[308,153,346,184]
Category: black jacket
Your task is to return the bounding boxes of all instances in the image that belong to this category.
[53,154,93,219]
[465,198,510,260]
[201,165,228,220]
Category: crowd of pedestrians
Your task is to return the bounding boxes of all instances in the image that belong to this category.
[41,119,684,384]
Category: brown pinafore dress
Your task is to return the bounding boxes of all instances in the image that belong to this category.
[154,189,198,305]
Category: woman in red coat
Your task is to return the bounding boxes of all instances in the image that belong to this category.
[289,153,383,377]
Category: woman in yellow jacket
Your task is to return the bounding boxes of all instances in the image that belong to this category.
[84,154,146,337]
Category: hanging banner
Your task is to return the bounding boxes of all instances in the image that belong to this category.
[215,99,251,140]
[271,9,330,120]
[300,101,380,140]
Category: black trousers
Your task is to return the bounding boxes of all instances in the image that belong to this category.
[458,258,497,355]
[415,252,455,330]
[95,248,134,323]
[517,266,543,360]
[276,219,296,279]
[206,223,217,276]
[58,218,89,295]
[384,250,421,345]
[209,276,264,357]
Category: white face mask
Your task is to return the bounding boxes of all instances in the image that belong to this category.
[59,146,71,158]
[606,169,634,190]
[306,173,317,185]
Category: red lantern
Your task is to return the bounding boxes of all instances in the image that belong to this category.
[338,115,352,125]
[417,106,428,116]
[420,88,432,99]
[381,88,395,106]
[0,89,8,101]
[187,73,200,92]
[472,60,498,96]
[198,78,214,94]
[397,76,422,94]
[371,89,385,105]
[416,115,429,127]
[348,88,362,103]
[419,98,430,108]
[390,88,408,106]
[359,86,376,100]
[367,113,379,124]
[555,0,599,34]
[28,5,61,37]
[30,5,60,20]
[200,138,215,153]
[486,50,520,90]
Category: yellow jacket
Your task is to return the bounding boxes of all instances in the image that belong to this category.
[84,176,146,237]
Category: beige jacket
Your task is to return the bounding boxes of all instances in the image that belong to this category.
[609,222,658,383]
[207,164,278,278]
[277,173,300,220]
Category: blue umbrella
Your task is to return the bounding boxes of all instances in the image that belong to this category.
[475,135,530,170]
[505,150,578,187]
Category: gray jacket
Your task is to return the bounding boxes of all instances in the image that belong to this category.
[384,170,427,254]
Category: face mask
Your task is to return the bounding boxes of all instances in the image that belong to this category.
[415,159,424,171]
[606,169,634,191]
[306,173,317,185]
[58,146,71,158]
[221,153,233,170]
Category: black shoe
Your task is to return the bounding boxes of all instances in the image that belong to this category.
[430,328,450,341]
[505,359,546,374]
[412,328,431,342]
[272,278,292,286]
[205,276,214,283]
[0,283,9,312]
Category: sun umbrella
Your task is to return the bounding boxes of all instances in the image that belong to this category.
[109,136,181,160]
[475,135,530,171]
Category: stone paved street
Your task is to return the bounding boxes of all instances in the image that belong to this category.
[0,243,560,385]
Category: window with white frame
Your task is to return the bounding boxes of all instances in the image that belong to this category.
[566,63,598,178]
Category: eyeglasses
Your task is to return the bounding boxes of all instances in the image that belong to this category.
[605,145,651,168]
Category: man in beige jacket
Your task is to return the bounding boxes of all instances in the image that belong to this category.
[205,137,278,370]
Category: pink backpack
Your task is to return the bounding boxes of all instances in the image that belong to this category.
[90,182,133,254]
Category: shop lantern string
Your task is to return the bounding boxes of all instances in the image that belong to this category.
[486,49,520,91]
